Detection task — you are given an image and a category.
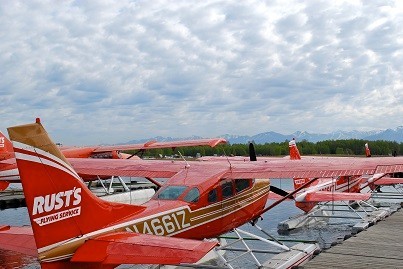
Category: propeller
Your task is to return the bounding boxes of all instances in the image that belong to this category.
[126,149,144,159]
[249,142,257,161]
[270,185,294,199]
[248,142,292,199]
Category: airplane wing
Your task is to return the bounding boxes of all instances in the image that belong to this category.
[71,232,217,265]
[222,158,403,179]
[0,158,188,184]
[69,157,403,180]
[60,138,226,159]
[301,191,371,202]
[92,138,227,153]
[69,158,187,179]
[0,226,36,256]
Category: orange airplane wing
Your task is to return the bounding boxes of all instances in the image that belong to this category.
[303,191,371,202]
[69,158,186,179]
[61,138,227,158]
[0,226,36,256]
[69,156,403,181]
[71,232,217,265]
[92,138,227,152]
[221,158,403,179]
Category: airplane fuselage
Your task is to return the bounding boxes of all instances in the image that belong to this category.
[38,178,270,263]
[295,176,361,212]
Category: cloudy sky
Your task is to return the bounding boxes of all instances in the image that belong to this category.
[0,0,402,145]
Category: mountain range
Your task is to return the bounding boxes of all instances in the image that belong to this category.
[126,126,403,144]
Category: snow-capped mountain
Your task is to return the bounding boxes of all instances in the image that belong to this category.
[125,126,403,144]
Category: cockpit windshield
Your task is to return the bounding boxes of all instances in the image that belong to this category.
[157,185,187,200]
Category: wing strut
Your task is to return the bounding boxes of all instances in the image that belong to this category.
[249,142,257,161]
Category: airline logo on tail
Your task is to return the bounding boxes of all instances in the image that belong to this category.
[32,187,82,226]
[0,137,4,148]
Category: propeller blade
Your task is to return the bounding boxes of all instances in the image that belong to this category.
[249,142,257,161]
[126,149,144,159]
[270,185,294,200]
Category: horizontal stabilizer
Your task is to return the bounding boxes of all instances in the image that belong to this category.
[304,191,371,202]
[72,232,217,265]
[0,226,37,256]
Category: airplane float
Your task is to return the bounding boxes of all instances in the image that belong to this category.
[0,120,402,268]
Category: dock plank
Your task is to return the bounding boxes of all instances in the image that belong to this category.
[303,210,403,269]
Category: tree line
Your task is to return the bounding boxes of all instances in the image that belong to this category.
[127,139,402,158]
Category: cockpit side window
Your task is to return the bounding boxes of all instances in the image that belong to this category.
[183,187,200,203]
[221,181,234,199]
[235,178,250,193]
[208,188,218,203]
[157,186,187,200]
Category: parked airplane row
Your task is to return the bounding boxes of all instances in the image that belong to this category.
[0,119,402,269]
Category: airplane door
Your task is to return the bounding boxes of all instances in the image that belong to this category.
[220,179,236,230]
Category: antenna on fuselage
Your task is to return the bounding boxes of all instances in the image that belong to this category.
[178,151,190,168]
[222,148,232,169]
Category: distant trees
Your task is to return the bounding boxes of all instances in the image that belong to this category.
[125,139,402,158]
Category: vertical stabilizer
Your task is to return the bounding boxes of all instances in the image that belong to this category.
[7,119,145,259]
[0,131,14,160]
[365,143,371,157]
[289,138,301,160]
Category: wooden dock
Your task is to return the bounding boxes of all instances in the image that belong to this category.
[302,209,403,269]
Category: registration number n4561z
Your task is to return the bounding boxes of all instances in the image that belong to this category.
[126,209,191,236]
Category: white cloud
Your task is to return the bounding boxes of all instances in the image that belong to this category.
[0,0,402,145]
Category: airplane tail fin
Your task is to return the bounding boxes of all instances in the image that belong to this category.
[0,131,14,160]
[7,119,145,253]
[289,138,301,160]
[365,143,371,157]
[292,177,311,191]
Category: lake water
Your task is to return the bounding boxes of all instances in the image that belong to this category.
[0,179,364,269]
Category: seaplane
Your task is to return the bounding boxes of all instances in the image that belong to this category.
[289,140,403,199]
[201,139,396,213]
[284,139,372,213]
[1,120,403,269]
[0,129,226,191]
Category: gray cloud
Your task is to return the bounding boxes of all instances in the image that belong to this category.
[0,0,402,145]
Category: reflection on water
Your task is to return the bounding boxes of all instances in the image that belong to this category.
[0,179,365,269]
